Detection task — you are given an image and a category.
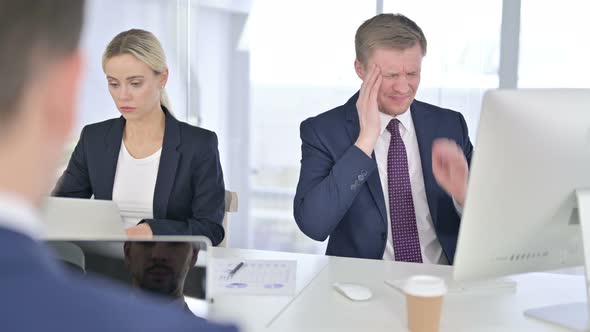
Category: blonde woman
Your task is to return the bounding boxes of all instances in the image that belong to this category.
[53,29,226,245]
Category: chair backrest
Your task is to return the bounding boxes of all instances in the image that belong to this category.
[219,190,238,247]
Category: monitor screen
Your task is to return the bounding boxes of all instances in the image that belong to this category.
[46,237,209,318]
[454,89,590,281]
[452,89,590,330]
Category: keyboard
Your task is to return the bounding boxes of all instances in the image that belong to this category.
[384,277,517,294]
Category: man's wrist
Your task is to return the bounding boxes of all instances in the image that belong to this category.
[452,196,464,216]
[355,136,376,157]
[454,192,466,206]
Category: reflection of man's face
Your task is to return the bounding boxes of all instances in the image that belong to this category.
[124,242,199,299]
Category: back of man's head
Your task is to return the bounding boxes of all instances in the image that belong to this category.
[0,0,84,122]
[0,0,85,203]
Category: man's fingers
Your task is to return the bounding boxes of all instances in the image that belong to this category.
[358,64,376,107]
[368,68,382,107]
[363,65,379,101]
[432,155,445,176]
[433,139,464,163]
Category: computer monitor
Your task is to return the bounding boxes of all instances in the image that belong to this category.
[453,89,590,330]
[46,236,211,318]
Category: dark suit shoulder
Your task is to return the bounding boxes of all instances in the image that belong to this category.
[64,276,225,329]
[177,121,218,144]
[412,99,464,120]
[174,122,221,169]
[75,117,123,149]
[0,231,236,331]
[81,117,121,135]
[176,123,219,161]
[301,99,351,130]
[41,274,235,331]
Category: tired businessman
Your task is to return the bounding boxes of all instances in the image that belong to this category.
[294,13,472,264]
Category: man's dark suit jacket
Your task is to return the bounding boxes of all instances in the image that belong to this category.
[294,93,473,264]
[53,107,226,245]
[0,226,237,332]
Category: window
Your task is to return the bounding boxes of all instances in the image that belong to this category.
[77,0,192,130]
[519,0,590,87]
[247,1,376,252]
[198,1,503,253]
[383,0,502,136]
[73,1,562,255]
[61,0,194,172]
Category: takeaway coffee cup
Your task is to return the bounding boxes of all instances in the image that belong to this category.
[403,275,447,332]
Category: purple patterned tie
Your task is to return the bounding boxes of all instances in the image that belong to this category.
[387,119,423,263]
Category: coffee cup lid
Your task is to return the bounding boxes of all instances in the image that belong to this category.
[403,275,447,297]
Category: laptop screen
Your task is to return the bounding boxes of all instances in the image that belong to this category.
[41,197,126,239]
[45,237,209,317]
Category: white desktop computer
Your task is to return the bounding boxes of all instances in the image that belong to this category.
[453,89,590,331]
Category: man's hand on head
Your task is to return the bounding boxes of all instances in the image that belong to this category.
[355,64,382,157]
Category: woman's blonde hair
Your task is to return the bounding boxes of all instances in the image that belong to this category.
[102,29,171,110]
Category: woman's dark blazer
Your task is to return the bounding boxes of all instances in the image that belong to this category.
[53,107,226,245]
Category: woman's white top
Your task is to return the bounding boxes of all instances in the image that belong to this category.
[112,141,162,229]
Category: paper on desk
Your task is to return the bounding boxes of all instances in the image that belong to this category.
[211,259,297,295]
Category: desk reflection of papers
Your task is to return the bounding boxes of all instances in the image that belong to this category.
[212,260,297,295]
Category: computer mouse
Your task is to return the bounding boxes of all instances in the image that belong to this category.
[332,282,372,301]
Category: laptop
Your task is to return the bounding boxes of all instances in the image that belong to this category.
[46,236,211,318]
[41,197,126,240]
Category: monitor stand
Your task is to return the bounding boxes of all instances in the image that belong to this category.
[524,189,590,331]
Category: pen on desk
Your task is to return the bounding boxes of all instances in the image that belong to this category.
[228,262,244,279]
